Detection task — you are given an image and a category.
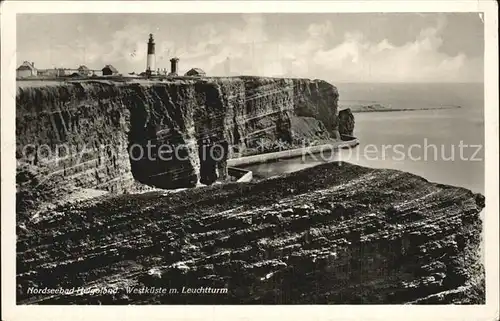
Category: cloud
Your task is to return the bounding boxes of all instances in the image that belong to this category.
[196,14,482,82]
[18,14,482,82]
[307,15,482,82]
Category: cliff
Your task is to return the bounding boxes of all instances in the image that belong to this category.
[16,162,485,304]
[16,77,339,197]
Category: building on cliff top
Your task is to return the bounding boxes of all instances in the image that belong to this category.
[77,65,92,76]
[36,68,59,77]
[16,61,37,78]
[17,62,104,79]
[102,64,119,76]
[185,68,206,77]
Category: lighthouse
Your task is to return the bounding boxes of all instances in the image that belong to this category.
[146,34,156,74]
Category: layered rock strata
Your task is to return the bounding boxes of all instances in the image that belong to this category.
[16,162,485,304]
[16,77,340,193]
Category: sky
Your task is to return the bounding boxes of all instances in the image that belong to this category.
[17,13,484,83]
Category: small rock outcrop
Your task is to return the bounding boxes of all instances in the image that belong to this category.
[338,108,355,136]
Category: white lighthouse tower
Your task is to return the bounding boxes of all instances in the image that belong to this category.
[146,34,156,75]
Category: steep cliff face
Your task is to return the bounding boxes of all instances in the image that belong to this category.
[293,79,340,138]
[16,162,485,304]
[16,82,133,194]
[16,77,339,194]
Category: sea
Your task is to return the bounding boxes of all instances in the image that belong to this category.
[244,83,485,194]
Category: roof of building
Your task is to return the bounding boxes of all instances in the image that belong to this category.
[185,68,206,76]
[17,61,36,71]
[78,65,90,71]
[102,64,118,73]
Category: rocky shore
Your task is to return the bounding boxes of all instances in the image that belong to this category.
[16,162,485,304]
